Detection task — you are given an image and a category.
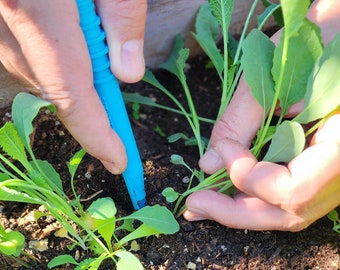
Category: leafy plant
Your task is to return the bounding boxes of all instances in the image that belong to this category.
[0,223,25,257]
[127,0,340,220]
[0,92,179,269]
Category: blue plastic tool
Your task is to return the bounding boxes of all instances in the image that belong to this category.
[76,0,146,210]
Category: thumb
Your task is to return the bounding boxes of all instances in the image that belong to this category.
[199,78,263,174]
[95,0,147,83]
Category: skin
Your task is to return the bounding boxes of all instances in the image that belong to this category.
[1,0,339,231]
[184,0,340,231]
[0,0,147,174]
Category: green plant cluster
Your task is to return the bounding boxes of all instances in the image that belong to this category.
[0,93,179,269]
[127,0,340,226]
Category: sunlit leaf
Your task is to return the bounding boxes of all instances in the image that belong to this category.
[281,0,309,38]
[126,205,179,234]
[263,121,305,163]
[12,93,56,151]
[0,122,31,171]
[294,33,340,123]
[87,197,117,219]
[272,19,323,114]
[241,29,275,113]
[116,250,143,270]
[193,3,223,77]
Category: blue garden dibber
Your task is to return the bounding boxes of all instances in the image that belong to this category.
[76,0,146,210]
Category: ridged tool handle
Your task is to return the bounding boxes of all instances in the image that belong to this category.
[76,0,146,209]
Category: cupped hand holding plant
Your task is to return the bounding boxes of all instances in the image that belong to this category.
[0,0,146,174]
[184,86,340,231]
[184,0,340,231]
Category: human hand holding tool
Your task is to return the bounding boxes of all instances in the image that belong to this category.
[76,0,146,210]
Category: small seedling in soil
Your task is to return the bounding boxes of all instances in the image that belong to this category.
[0,93,179,269]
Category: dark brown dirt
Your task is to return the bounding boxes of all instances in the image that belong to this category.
[0,51,339,269]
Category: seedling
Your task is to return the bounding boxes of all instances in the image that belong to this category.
[0,92,179,269]
[136,0,340,223]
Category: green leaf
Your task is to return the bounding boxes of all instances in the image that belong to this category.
[0,122,31,171]
[87,197,117,220]
[31,159,63,191]
[117,223,160,249]
[0,173,10,182]
[263,121,305,163]
[47,254,79,268]
[281,0,309,38]
[193,3,224,77]
[170,154,185,165]
[126,205,179,234]
[168,133,189,143]
[208,0,234,30]
[241,29,275,112]
[162,187,179,203]
[68,148,86,179]
[176,48,190,77]
[95,217,116,249]
[258,2,282,28]
[0,229,25,256]
[294,33,340,123]
[12,92,56,151]
[116,250,143,270]
[0,184,45,204]
[159,35,185,77]
[272,19,323,114]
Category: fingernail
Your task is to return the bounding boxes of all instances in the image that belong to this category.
[121,40,144,77]
[184,208,208,221]
[101,160,125,175]
[200,148,222,167]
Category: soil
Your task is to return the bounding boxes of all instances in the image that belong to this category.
[0,52,339,270]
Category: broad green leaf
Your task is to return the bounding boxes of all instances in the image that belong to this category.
[162,187,179,203]
[0,122,31,171]
[272,19,323,114]
[68,148,86,179]
[294,33,340,123]
[30,159,63,192]
[28,170,50,190]
[95,217,115,248]
[117,223,160,247]
[281,0,309,38]
[47,254,79,268]
[263,121,305,163]
[168,133,189,143]
[87,197,117,220]
[116,250,143,270]
[193,3,224,77]
[170,154,184,165]
[0,229,25,256]
[208,0,234,30]
[12,92,56,151]
[126,205,179,234]
[0,173,10,182]
[241,29,275,112]
[159,35,185,77]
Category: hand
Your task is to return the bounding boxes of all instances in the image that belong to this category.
[184,79,340,231]
[183,0,340,231]
[0,0,147,174]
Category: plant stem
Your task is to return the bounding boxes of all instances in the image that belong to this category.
[253,33,289,157]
